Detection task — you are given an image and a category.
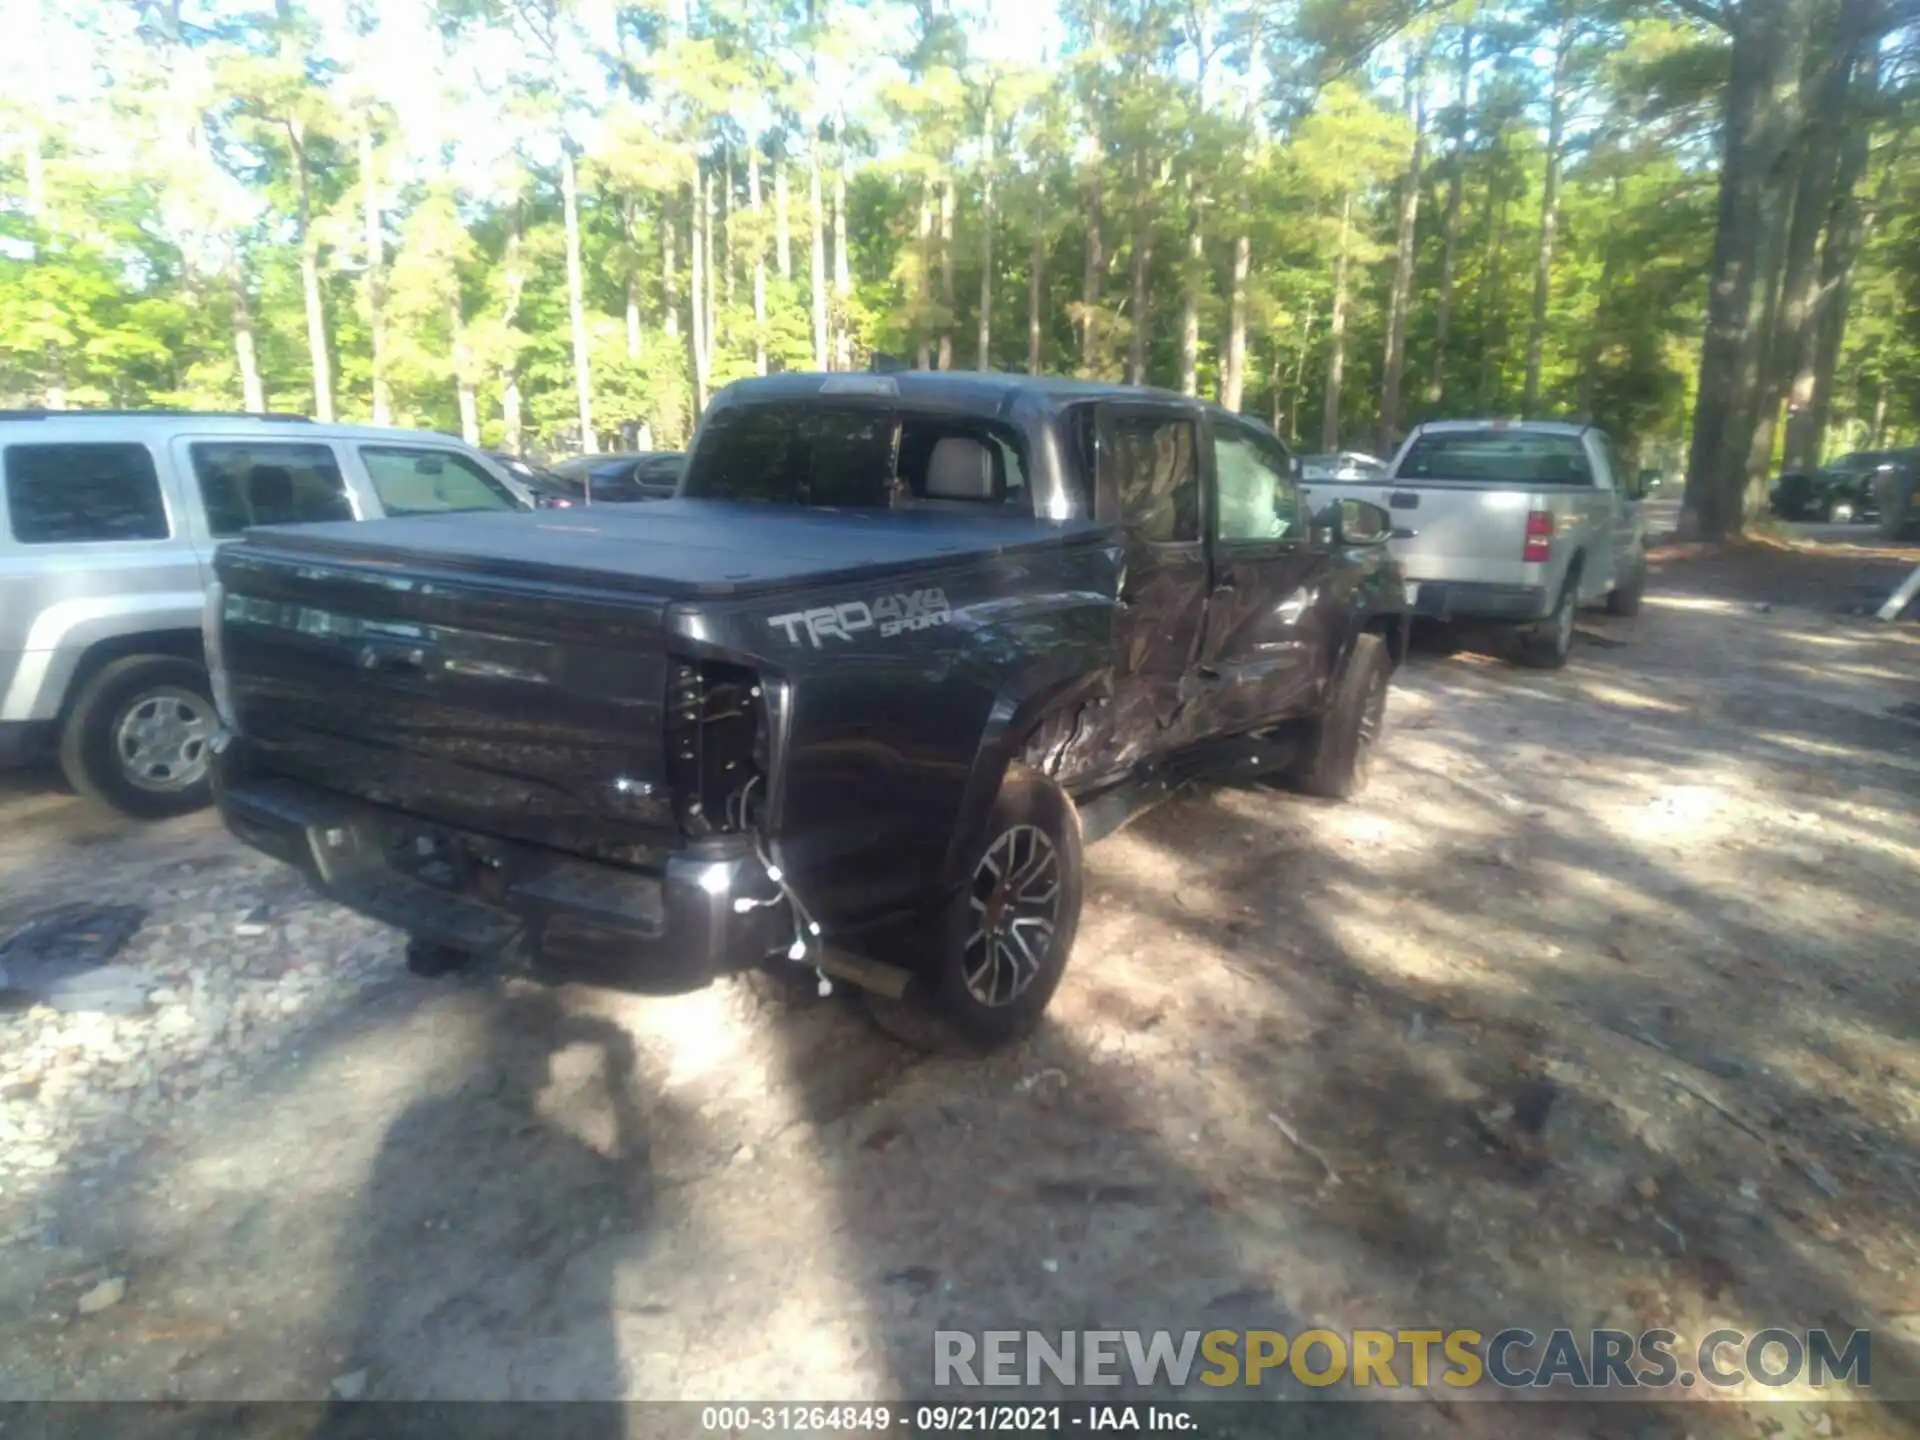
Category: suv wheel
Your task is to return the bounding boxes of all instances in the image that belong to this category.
[870,764,1084,1051]
[58,655,217,820]
[1292,631,1391,800]
[1518,577,1578,669]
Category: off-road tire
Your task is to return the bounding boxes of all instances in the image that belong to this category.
[867,764,1083,1053]
[1292,631,1391,801]
[1518,575,1578,670]
[1604,553,1646,617]
[57,655,217,820]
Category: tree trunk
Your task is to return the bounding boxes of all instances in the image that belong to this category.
[501,199,525,451]
[1290,297,1316,444]
[450,297,479,445]
[749,141,767,376]
[938,177,956,369]
[360,118,389,425]
[229,253,266,414]
[1322,193,1352,452]
[1028,195,1045,375]
[561,145,596,452]
[979,103,994,371]
[1869,389,1886,447]
[1782,9,1872,471]
[721,145,734,309]
[916,185,933,369]
[1080,156,1104,376]
[1477,167,1509,409]
[833,125,852,370]
[1523,23,1572,417]
[290,130,334,422]
[1428,24,1473,406]
[1179,173,1199,398]
[663,194,680,340]
[1381,56,1426,442]
[1221,233,1250,410]
[703,160,718,370]
[1803,110,1878,461]
[624,193,643,360]
[691,167,711,413]
[1578,190,1621,422]
[809,138,829,370]
[1128,208,1151,385]
[1681,1,1807,540]
[775,162,793,281]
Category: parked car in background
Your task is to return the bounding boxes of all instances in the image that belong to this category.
[1770,454,1888,524]
[1301,451,1391,483]
[548,450,687,503]
[1310,419,1648,669]
[485,450,577,509]
[0,410,529,819]
[1876,453,1920,539]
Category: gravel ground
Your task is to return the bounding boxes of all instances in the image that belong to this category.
[0,544,1915,1440]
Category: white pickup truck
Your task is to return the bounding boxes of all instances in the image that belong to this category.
[1306,420,1649,668]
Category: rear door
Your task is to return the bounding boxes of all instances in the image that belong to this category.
[171,435,361,586]
[1197,416,1331,732]
[1097,401,1210,764]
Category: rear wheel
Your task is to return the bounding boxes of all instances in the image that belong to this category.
[869,764,1083,1051]
[1292,632,1391,800]
[58,655,217,820]
[1517,576,1578,669]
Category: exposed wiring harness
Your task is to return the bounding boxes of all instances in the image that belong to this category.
[725,774,833,995]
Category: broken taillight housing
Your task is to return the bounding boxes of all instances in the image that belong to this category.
[664,658,768,836]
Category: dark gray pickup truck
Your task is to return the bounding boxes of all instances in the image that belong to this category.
[205,373,1410,1046]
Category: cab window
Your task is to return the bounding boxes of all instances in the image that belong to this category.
[1104,413,1199,542]
[1213,427,1300,543]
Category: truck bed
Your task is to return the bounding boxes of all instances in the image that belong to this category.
[240,499,1104,599]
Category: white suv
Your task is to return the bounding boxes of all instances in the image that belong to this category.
[0,410,531,818]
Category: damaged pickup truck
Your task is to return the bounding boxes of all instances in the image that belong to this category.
[205,374,1409,1046]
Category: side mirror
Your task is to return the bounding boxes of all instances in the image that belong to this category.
[1312,498,1392,547]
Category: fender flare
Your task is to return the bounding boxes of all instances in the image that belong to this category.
[940,659,1111,887]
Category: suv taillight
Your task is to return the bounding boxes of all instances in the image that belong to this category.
[664,658,767,836]
[1524,510,1554,563]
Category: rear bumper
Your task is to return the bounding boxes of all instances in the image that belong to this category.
[1407,580,1551,623]
[211,737,788,993]
[0,720,55,768]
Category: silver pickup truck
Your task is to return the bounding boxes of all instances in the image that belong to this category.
[1307,420,1649,668]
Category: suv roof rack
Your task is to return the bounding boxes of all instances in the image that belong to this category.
[0,408,313,422]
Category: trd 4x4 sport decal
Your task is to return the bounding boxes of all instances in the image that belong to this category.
[766,587,953,648]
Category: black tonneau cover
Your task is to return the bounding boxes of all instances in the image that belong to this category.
[240,499,1107,600]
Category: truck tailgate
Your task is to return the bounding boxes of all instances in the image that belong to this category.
[215,541,680,864]
[1311,480,1536,586]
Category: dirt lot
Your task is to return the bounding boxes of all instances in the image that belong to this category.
[0,539,1916,1438]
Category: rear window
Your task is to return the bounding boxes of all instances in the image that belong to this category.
[4,443,169,544]
[191,441,354,535]
[683,404,896,507]
[359,447,521,515]
[1397,430,1593,485]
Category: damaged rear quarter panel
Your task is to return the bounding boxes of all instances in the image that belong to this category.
[666,536,1121,929]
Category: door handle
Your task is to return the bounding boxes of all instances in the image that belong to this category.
[1214,575,1237,593]
[1196,665,1224,683]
